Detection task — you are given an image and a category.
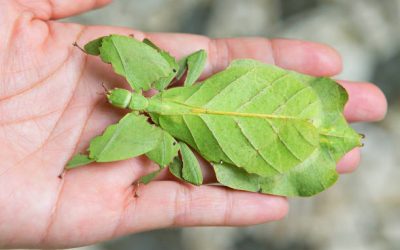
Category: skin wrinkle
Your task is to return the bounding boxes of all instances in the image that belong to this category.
[0,107,64,127]
[2,1,72,100]
[0,35,85,179]
[15,1,51,20]
[125,157,154,183]
[172,184,194,227]
[0,50,71,101]
[4,5,20,53]
[57,100,102,156]
[269,39,278,66]
[46,0,54,20]
[110,186,136,239]
[39,170,67,245]
[216,39,230,73]
[41,19,54,51]
[223,188,234,225]
[0,48,88,247]
[3,2,40,48]
[1,57,60,75]
[39,26,89,245]
[206,38,216,75]
[0,117,56,178]
[2,11,31,97]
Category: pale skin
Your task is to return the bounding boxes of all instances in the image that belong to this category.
[0,0,387,248]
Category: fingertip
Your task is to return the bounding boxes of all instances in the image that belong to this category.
[99,0,113,6]
[337,147,361,174]
[362,83,388,121]
[50,0,113,19]
[341,81,388,122]
[221,191,289,225]
[257,194,289,222]
[313,42,343,75]
[93,0,113,10]
[271,39,342,76]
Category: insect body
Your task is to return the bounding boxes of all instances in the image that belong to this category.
[66,35,362,197]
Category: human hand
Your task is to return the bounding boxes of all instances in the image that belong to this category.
[0,1,387,248]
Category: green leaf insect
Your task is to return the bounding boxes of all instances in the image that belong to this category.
[145,130,180,168]
[177,49,207,86]
[82,35,178,91]
[67,34,362,197]
[179,142,203,185]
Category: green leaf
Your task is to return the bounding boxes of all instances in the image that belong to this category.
[142,38,160,50]
[168,147,203,185]
[149,59,361,196]
[168,156,184,181]
[83,36,106,55]
[179,142,203,185]
[97,35,174,91]
[143,38,179,90]
[213,148,338,197]
[184,49,207,86]
[143,39,178,69]
[154,71,177,91]
[175,50,207,85]
[176,56,188,80]
[66,153,94,169]
[146,131,180,167]
[139,169,162,184]
[89,113,162,162]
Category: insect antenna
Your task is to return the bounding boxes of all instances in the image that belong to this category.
[96,82,110,96]
[72,42,87,54]
[101,82,110,93]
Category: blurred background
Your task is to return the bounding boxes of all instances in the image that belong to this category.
[65,0,400,249]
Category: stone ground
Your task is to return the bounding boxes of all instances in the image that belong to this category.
[62,0,400,249]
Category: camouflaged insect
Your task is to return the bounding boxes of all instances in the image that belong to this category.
[67,35,362,197]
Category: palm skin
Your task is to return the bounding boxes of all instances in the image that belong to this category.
[0,1,387,248]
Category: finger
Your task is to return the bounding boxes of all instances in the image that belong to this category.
[17,0,112,20]
[339,80,387,122]
[337,148,361,174]
[268,38,343,77]
[77,27,342,77]
[42,179,287,247]
[116,182,288,233]
[147,34,343,77]
[50,0,112,19]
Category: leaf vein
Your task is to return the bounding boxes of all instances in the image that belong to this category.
[294,124,317,147]
[297,100,319,117]
[271,85,311,115]
[234,118,282,174]
[198,115,238,166]
[181,115,200,152]
[266,120,303,162]
[201,68,258,107]
[237,72,289,111]
[111,39,131,85]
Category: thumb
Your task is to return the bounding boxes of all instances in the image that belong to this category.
[16,0,112,20]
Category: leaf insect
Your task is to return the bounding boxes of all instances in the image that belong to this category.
[66,35,362,197]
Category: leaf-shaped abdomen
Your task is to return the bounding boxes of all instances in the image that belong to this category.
[158,113,318,177]
[150,60,322,177]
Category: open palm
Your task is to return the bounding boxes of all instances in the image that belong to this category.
[0,1,387,248]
